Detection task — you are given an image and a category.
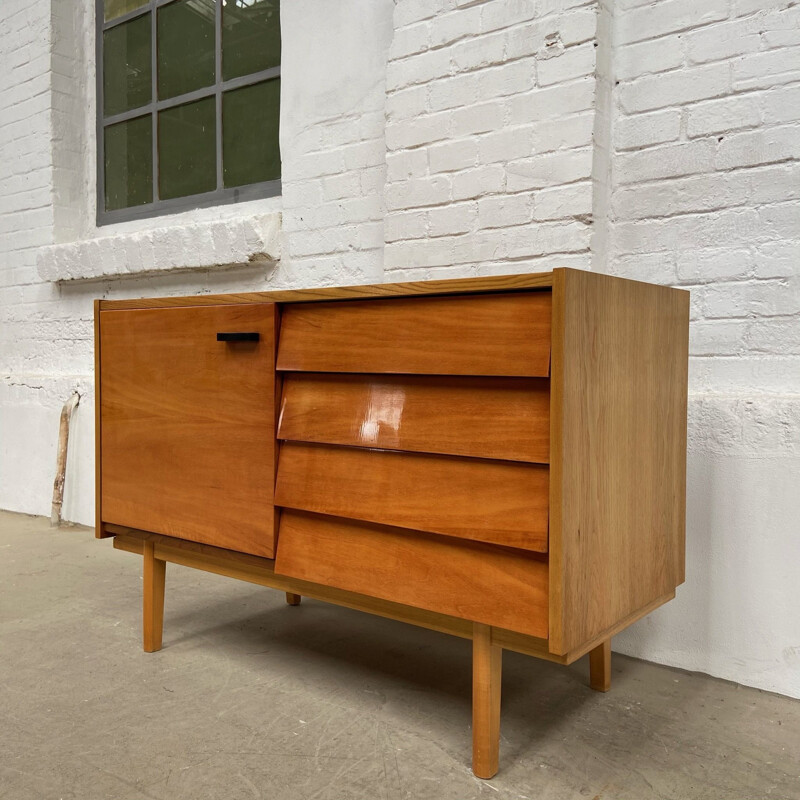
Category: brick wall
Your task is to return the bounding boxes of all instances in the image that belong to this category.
[383,0,597,279]
[278,0,394,286]
[0,0,76,514]
[607,0,800,393]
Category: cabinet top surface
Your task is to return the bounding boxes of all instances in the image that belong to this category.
[97,271,555,311]
[97,268,688,311]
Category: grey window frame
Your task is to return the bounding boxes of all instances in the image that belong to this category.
[96,0,281,226]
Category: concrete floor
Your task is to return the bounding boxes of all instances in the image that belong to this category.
[1,510,798,800]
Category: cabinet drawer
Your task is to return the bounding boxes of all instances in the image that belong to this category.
[275,510,549,638]
[99,304,277,557]
[275,441,549,552]
[276,292,551,376]
[278,373,550,463]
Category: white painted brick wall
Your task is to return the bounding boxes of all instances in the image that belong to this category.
[607,0,800,392]
[383,0,597,277]
[0,0,62,518]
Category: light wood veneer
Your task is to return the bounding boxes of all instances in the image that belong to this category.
[95,268,689,779]
[276,292,552,376]
[548,270,689,654]
[274,510,549,638]
[99,304,278,557]
[275,441,549,551]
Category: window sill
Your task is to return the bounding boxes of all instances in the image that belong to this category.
[37,210,281,283]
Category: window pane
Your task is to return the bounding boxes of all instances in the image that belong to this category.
[104,0,148,23]
[104,115,153,211]
[158,0,216,100]
[223,79,280,188]
[158,98,216,200]
[222,0,281,81]
[103,14,151,117]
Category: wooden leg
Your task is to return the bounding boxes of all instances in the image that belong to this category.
[472,623,502,779]
[285,592,301,606]
[589,639,611,692]
[143,540,166,653]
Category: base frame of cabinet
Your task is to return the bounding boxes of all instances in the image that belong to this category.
[110,525,676,779]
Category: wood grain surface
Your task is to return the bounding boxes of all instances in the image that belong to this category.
[472,622,502,779]
[142,540,166,653]
[94,300,106,539]
[276,292,551,376]
[99,304,278,557]
[98,272,554,310]
[548,268,689,655]
[589,639,611,692]
[278,373,550,463]
[113,528,564,660]
[275,441,549,551]
[112,525,668,667]
[275,510,549,638]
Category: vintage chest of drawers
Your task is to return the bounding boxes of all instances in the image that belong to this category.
[95,268,689,778]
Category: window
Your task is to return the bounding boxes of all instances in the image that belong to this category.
[97,0,281,224]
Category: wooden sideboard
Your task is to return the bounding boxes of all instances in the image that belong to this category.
[95,268,689,778]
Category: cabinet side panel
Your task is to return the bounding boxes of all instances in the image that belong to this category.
[94,300,108,538]
[549,269,689,654]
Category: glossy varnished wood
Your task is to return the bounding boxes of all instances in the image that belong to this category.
[473,623,502,779]
[276,292,552,376]
[98,272,554,310]
[275,510,549,638]
[275,441,549,552]
[99,304,278,557]
[278,373,550,463]
[548,268,689,655]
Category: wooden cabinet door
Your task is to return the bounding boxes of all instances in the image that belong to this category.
[98,304,277,557]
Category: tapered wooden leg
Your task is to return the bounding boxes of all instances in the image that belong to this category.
[285,592,301,606]
[589,639,611,692]
[143,540,166,653]
[472,623,502,779]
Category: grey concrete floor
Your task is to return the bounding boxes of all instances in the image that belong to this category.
[1,510,798,800]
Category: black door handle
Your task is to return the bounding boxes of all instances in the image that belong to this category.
[216,332,260,342]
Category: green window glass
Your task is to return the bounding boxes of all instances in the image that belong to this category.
[104,0,148,23]
[223,0,281,81]
[104,116,153,211]
[103,14,151,116]
[223,79,281,188]
[98,0,281,221]
[157,0,215,100]
[158,98,217,200]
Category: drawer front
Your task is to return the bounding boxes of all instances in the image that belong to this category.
[278,373,550,463]
[100,304,277,557]
[275,510,549,638]
[275,441,549,552]
[276,292,551,376]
